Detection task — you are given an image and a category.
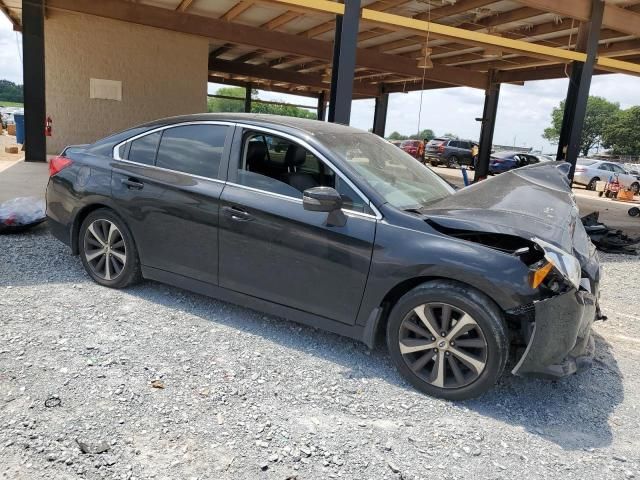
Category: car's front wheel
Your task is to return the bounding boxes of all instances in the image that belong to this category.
[631,182,639,195]
[447,155,458,168]
[386,280,508,400]
[79,208,141,289]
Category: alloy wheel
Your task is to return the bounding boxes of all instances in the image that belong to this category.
[83,219,127,281]
[398,303,488,389]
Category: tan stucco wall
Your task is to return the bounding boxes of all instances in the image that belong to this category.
[45,11,209,154]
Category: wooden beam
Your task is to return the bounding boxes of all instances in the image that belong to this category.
[515,0,640,37]
[175,0,194,12]
[0,0,21,31]
[221,1,254,21]
[208,74,328,98]
[263,10,302,29]
[47,0,488,89]
[209,58,380,96]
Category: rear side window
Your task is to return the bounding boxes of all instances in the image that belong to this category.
[156,125,228,178]
[128,131,161,166]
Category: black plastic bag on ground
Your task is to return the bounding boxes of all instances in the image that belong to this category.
[0,197,46,234]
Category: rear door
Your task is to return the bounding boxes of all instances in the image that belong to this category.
[111,122,233,284]
[218,127,377,325]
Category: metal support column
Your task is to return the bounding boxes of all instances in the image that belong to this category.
[244,84,252,113]
[560,0,604,181]
[372,91,389,137]
[22,0,46,161]
[317,91,326,121]
[327,0,360,125]
[474,73,500,183]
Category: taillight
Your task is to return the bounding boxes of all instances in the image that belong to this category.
[49,155,73,176]
[437,144,445,153]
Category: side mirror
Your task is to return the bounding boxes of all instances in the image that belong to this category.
[303,186,342,212]
[303,186,347,227]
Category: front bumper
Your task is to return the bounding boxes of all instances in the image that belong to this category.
[510,288,599,378]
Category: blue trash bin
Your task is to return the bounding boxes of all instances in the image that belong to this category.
[14,113,25,145]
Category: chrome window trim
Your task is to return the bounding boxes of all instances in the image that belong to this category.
[111,119,382,220]
[112,120,234,160]
[233,122,382,220]
[225,181,377,220]
[113,158,226,185]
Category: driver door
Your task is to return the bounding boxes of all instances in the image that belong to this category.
[218,128,376,325]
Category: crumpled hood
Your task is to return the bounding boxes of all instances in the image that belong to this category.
[424,162,593,262]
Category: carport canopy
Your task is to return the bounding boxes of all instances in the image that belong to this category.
[2,0,640,177]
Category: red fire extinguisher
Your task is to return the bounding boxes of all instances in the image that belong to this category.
[45,116,52,136]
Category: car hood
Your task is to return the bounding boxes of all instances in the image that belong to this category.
[423,162,593,263]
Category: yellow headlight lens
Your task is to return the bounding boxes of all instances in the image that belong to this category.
[530,261,554,288]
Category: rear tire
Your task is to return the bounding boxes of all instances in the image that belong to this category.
[629,207,640,217]
[79,208,141,289]
[386,280,509,401]
[631,182,639,195]
[587,177,600,191]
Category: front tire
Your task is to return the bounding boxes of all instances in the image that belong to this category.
[447,155,458,168]
[631,182,639,195]
[386,280,508,401]
[79,208,141,289]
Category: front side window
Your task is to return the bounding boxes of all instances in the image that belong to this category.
[236,132,370,213]
[156,124,228,178]
[128,131,161,166]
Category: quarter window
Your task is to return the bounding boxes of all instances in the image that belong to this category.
[237,132,371,214]
[128,131,161,166]
[156,125,228,178]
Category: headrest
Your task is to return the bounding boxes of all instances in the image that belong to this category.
[285,144,307,167]
[247,141,267,162]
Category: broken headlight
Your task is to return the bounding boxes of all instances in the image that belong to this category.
[530,238,582,290]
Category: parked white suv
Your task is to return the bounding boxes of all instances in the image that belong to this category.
[573,159,640,194]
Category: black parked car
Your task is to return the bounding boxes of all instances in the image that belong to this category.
[47,114,602,400]
[425,138,475,168]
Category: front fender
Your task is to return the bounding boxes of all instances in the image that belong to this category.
[355,218,538,327]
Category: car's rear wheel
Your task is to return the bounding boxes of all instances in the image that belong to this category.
[79,209,141,289]
[386,280,508,400]
[447,155,458,168]
[631,182,639,195]
[628,207,640,217]
[587,177,600,190]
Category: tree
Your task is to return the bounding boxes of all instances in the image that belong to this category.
[415,129,435,141]
[207,87,316,119]
[543,96,620,156]
[387,131,408,141]
[0,80,23,103]
[602,106,640,155]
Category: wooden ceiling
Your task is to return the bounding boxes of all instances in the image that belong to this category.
[3,0,640,98]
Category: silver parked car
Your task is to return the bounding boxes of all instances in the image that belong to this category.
[573,159,640,194]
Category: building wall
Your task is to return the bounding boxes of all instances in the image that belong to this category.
[45,11,209,154]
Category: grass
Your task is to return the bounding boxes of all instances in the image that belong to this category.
[0,101,23,107]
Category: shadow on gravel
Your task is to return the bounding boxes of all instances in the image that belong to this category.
[464,332,623,450]
[2,229,624,452]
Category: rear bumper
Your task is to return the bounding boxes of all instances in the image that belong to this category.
[511,288,599,378]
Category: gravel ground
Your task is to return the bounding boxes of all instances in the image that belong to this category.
[1,227,639,480]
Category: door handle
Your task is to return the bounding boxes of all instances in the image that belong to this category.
[121,178,144,190]
[222,206,253,222]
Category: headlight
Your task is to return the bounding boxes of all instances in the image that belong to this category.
[531,238,582,289]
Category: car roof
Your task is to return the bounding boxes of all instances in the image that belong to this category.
[137,113,367,137]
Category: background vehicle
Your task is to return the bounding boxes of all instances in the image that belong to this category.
[573,159,640,194]
[47,114,601,401]
[489,151,544,174]
[389,140,402,148]
[425,138,474,168]
[399,139,423,160]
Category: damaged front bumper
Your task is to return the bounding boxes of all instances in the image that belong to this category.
[510,287,601,378]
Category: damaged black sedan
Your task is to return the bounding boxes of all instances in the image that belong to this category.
[46,114,602,400]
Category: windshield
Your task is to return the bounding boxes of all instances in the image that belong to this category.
[318,133,454,210]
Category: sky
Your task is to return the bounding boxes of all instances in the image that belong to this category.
[2,13,640,154]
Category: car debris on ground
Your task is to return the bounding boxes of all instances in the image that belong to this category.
[581,211,639,254]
